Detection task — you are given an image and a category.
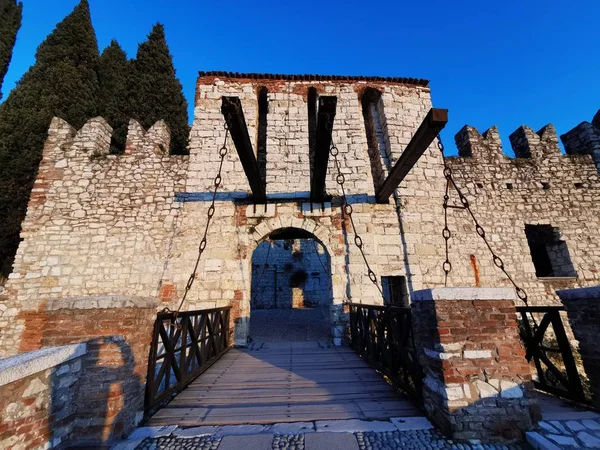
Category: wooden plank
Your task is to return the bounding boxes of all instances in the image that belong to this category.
[310,96,337,202]
[376,108,448,203]
[221,96,266,202]
[149,342,419,426]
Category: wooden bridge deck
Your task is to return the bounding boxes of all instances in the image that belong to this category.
[148,342,420,426]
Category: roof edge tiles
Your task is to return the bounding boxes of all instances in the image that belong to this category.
[197,71,429,87]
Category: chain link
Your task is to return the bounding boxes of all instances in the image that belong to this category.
[436,132,529,305]
[168,118,231,326]
[328,116,384,298]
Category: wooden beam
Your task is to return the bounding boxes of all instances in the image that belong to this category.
[311,96,337,202]
[221,96,266,202]
[376,108,448,203]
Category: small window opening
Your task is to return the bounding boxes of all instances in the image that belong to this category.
[361,88,391,194]
[382,276,409,306]
[257,87,269,186]
[525,224,576,278]
[541,182,551,190]
[574,182,584,189]
[506,183,514,190]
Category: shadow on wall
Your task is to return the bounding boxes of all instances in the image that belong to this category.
[49,336,144,446]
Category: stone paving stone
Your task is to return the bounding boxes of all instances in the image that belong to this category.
[546,433,579,447]
[537,422,559,434]
[525,432,561,450]
[391,417,434,431]
[305,432,359,450]
[213,424,267,437]
[578,431,600,448]
[173,426,220,437]
[268,422,315,434]
[128,426,178,440]
[566,420,587,433]
[314,419,396,433]
[218,434,274,450]
[583,419,600,431]
[548,421,569,434]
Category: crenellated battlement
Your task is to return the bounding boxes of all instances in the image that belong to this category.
[449,113,600,190]
[509,124,561,158]
[45,116,179,161]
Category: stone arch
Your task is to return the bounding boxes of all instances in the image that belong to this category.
[249,216,332,254]
[235,216,346,346]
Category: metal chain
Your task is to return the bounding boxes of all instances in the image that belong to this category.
[328,117,384,298]
[436,132,529,305]
[168,118,231,325]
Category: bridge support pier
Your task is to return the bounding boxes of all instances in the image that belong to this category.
[411,288,535,442]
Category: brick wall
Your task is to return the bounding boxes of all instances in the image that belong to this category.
[412,288,535,442]
[0,344,86,449]
[16,296,158,444]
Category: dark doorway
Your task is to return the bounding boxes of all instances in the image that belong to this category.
[250,229,333,343]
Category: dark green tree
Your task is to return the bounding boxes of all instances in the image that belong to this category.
[0,0,99,276]
[98,40,130,153]
[129,23,189,154]
[0,0,22,100]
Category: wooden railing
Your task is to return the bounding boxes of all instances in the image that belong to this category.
[349,303,423,403]
[517,305,587,403]
[144,306,231,416]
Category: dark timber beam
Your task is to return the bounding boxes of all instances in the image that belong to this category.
[376,108,448,203]
[221,96,267,202]
[311,96,337,202]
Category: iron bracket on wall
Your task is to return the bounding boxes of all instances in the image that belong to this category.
[221,96,267,203]
[376,108,448,203]
[311,96,337,202]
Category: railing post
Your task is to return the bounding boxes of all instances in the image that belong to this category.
[144,307,232,416]
[557,286,600,410]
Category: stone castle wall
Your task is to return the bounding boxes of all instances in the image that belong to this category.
[1,72,600,355]
[446,120,600,304]
[0,117,187,354]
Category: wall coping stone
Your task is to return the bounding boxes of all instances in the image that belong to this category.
[0,343,87,387]
[46,295,159,311]
[411,287,517,301]
[556,286,600,301]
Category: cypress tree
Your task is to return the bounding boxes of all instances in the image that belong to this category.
[0,0,22,100]
[0,0,99,276]
[130,23,189,155]
[98,40,130,153]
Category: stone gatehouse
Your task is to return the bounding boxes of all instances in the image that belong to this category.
[2,71,600,447]
[1,72,600,355]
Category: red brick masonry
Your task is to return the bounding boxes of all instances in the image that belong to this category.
[411,288,535,442]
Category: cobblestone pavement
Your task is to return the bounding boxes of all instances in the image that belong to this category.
[356,431,528,450]
[249,307,330,342]
[129,430,529,450]
[527,416,600,448]
[272,434,305,449]
[136,435,221,449]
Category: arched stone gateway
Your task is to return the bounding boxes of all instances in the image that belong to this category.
[249,227,335,344]
[231,216,349,347]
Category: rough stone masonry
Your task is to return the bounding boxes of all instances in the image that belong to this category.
[1,72,600,354]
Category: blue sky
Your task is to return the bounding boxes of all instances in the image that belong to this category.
[3,0,600,155]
